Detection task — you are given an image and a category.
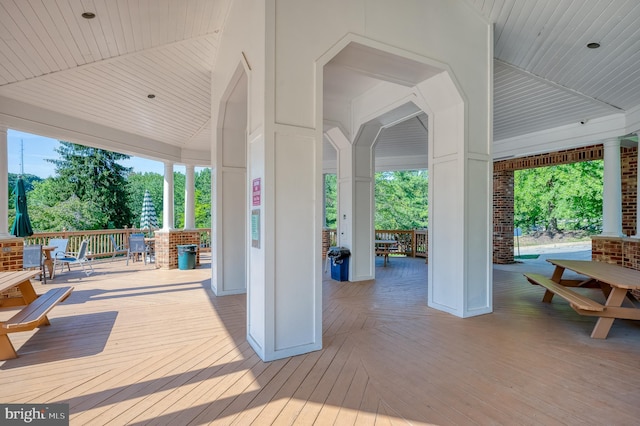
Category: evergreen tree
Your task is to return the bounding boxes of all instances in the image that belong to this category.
[375,170,428,229]
[47,142,134,229]
[324,174,337,228]
[195,168,211,228]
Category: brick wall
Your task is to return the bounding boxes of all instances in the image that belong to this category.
[493,144,610,264]
[621,147,637,236]
[0,237,25,299]
[494,145,603,171]
[155,230,201,270]
[592,236,640,299]
[322,229,332,260]
[493,170,514,264]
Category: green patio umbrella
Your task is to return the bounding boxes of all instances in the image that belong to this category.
[10,177,33,237]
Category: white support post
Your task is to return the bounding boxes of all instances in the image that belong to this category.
[602,138,623,237]
[163,162,174,230]
[184,165,195,229]
[0,126,9,237]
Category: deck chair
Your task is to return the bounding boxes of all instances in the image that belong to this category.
[23,244,46,284]
[127,235,147,265]
[49,238,70,277]
[109,235,128,262]
[54,239,94,277]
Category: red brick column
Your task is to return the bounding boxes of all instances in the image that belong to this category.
[493,169,514,264]
[0,237,25,299]
[322,229,331,260]
[621,147,637,236]
[155,230,201,270]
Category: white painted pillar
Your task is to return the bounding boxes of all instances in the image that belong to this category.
[0,126,9,237]
[163,162,174,230]
[602,138,623,237]
[326,126,377,281]
[184,165,196,229]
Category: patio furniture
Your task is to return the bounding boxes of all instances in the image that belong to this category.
[41,245,57,279]
[127,235,148,265]
[524,259,640,339]
[144,237,156,263]
[23,244,46,284]
[50,238,70,276]
[54,240,94,277]
[109,235,128,262]
[0,270,73,360]
[375,239,397,267]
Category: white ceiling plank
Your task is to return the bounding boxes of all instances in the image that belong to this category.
[100,1,126,55]
[26,0,74,70]
[92,0,120,58]
[0,1,48,77]
[173,0,188,44]
[39,0,84,67]
[114,0,135,53]
[0,45,24,84]
[6,0,61,72]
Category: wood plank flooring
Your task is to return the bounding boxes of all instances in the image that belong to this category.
[1,254,640,425]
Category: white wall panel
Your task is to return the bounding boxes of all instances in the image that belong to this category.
[274,131,318,351]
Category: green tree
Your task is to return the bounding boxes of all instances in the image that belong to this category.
[47,142,133,229]
[514,161,603,234]
[26,179,105,231]
[375,170,428,229]
[324,174,337,228]
[322,170,428,230]
[173,172,185,228]
[195,168,211,228]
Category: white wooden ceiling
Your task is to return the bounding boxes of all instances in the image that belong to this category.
[1,0,639,165]
[0,0,226,161]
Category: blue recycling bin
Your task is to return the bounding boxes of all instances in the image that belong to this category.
[328,247,351,281]
[177,244,197,270]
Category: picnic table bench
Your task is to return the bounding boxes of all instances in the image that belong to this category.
[0,270,73,360]
[375,239,397,267]
[525,259,640,339]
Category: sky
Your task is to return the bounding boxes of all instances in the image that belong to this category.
[7,129,180,178]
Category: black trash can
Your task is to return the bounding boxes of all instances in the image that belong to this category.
[177,244,197,270]
[327,247,350,281]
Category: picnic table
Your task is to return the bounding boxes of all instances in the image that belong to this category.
[524,259,640,339]
[42,245,57,279]
[375,239,397,267]
[0,270,73,360]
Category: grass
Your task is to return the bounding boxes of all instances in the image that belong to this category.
[514,254,540,260]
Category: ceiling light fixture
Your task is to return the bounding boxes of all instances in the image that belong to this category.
[81,12,96,19]
[587,42,600,49]
[147,94,156,99]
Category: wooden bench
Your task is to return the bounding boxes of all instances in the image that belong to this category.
[0,286,73,360]
[524,273,604,312]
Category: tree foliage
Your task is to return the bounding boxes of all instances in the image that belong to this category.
[324,174,337,228]
[195,168,211,228]
[514,161,603,234]
[375,170,428,229]
[323,170,428,230]
[46,142,133,229]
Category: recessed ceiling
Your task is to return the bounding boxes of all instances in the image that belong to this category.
[1,1,639,166]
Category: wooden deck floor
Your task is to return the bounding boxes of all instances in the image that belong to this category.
[2,254,640,425]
